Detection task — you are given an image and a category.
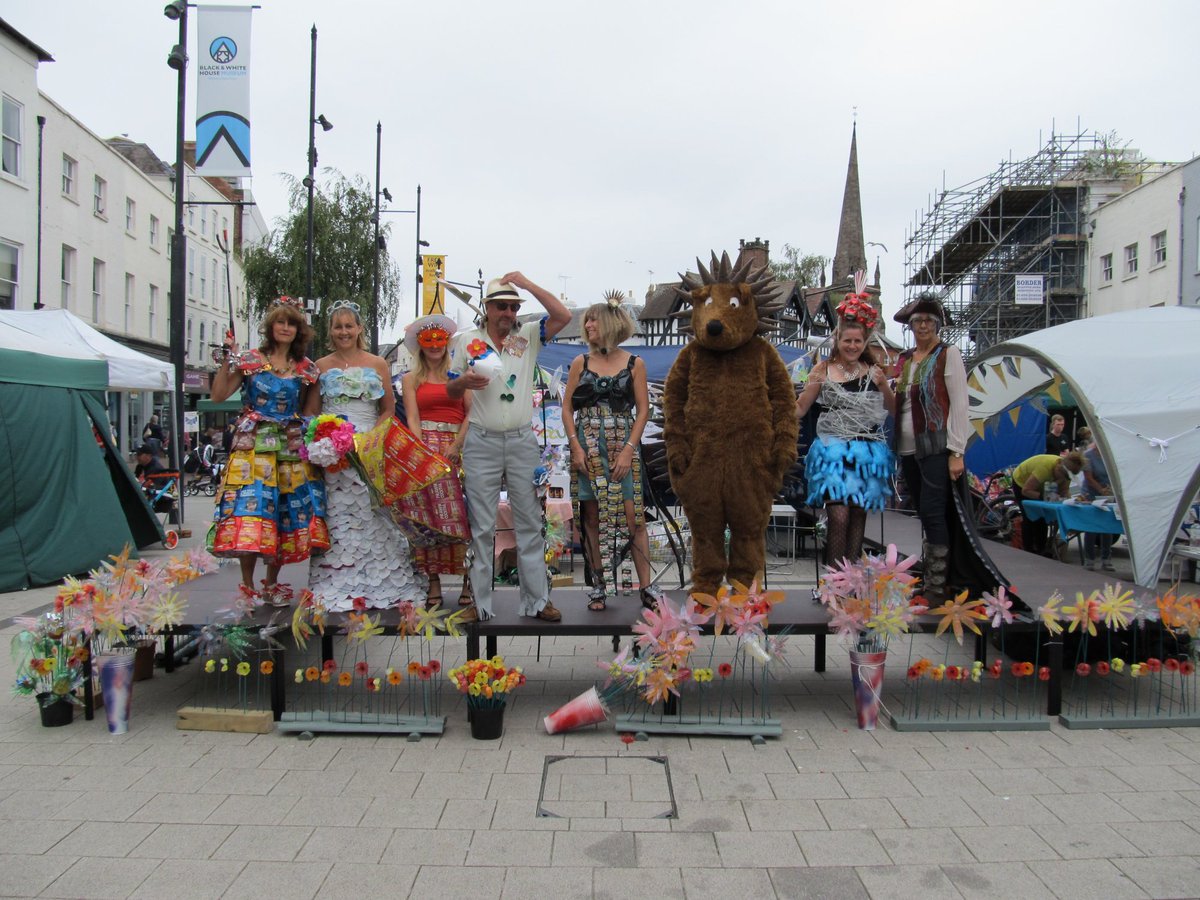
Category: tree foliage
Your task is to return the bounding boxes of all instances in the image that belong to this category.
[769,243,828,288]
[242,170,402,352]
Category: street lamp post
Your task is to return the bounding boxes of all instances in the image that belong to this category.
[371,122,382,354]
[165,0,189,522]
[414,184,422,318]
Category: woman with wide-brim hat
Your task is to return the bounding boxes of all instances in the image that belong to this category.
[893,292,1007,604]
[398,314,474,610]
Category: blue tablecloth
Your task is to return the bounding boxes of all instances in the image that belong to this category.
[1023,500,1124,535]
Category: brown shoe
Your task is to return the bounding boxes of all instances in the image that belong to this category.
[534,602,562,622]
[457,606,491,624]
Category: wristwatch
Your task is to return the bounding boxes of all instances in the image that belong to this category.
[951,452,963,459]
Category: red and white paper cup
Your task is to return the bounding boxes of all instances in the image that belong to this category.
[544,687,609,734]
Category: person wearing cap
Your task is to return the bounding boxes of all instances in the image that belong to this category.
[133,441,166,484]
[893,292,1004,603]
[399,313,474,610]
[446,272,573,622]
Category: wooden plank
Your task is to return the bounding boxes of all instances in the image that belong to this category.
[176,706,274,733]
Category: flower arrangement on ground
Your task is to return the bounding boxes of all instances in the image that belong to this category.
[11,612,87,708]
[817,544,924,653]
[448,655,525,710]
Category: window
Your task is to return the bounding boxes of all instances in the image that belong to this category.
[212,258,219,302]
[1,95,21,177]
[61,245,76,309]
[1100,253,1113,283]
[1152,230,1167,266]
[149,215,159,246]
[1124,243,1138,276]
[221,216,228,242]
[125,198,136,233]
[124,273,134,332]
[167,227,174,260]
[62,155,76,197]
[91,258,105,322]
[199,320,206,350]
[187,317,193,357]
[187,248,194,296]
[0,241,17,309]
[200,253,207,300]
[200,207,207,238]
[149,284,159,337]
[188,196,195,228]
[93,176,107,217]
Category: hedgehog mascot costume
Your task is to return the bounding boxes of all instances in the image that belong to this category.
[663,251,798,595]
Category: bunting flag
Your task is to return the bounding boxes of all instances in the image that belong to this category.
[196,5,253,177]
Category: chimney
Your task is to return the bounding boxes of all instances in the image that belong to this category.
[736,237,770,272]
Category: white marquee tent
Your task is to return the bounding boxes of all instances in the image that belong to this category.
[970,307,1200,587]
[0,309,174,391]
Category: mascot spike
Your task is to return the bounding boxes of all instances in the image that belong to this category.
[695,256,712,284]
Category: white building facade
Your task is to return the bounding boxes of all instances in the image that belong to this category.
[1088,158,1200,316]
[2,18,263,452]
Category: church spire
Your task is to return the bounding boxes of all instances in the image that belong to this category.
[831,122,867,286]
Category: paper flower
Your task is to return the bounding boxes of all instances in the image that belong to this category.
[1038,666,1051,681]
[1095,660,1110,676]
[387,670,402,686]
[338,671,352,686]
[928,590,987,646]
[346,612,385,644]
[354,661,369,677]
[467,338,489,358]
[1063,591,1100,637]
[718,662,733,678]
[294,669,303,683]
[1075,663,1091,676]
[260,660,274,675]
[1183,660,1196,676]
[981,586,1014,628]
[235,661,251,676]
[204,659,216,674]
[1037,592,1065,636]
[1111,657,1126,673]
[1096,583,1135,631]
[304,666,319,681]
[323,659,337,672]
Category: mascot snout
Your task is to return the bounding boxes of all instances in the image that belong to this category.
[706,320,724,337]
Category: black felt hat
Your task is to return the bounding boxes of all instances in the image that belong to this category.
[893,293,952,326]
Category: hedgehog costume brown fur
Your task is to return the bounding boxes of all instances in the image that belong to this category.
[663,251,798,594]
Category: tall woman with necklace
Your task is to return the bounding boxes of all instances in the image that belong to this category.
[302,301,425,611]
[561,293,664,611]
[796,290,895,567]
[893,292,1007,603]
[208,298,330,604]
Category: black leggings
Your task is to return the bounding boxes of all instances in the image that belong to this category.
[901,453,950,545]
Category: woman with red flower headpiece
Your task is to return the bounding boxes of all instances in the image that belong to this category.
[399,314,474,610]
[208,299,330,604]
[796,276,895,567]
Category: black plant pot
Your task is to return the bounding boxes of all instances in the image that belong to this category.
[469,705,505,740]
[37,693,73,728]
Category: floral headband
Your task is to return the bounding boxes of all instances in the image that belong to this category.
[602,289,624,310]
[272,296,305,312]
[836,270,878,331]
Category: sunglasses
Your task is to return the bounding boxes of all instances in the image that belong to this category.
[489,301,522,312]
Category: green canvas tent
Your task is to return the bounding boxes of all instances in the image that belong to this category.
[0,338,164,592]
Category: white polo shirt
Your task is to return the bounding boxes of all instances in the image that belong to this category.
[448,319,545,433]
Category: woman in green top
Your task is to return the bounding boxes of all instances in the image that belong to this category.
[1012,451,1084,556]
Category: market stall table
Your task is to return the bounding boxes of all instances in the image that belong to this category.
[1022,499,1123,565]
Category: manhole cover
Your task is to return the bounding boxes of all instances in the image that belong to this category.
[537,754,677,819]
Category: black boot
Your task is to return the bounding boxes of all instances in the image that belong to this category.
[923,544,950,604]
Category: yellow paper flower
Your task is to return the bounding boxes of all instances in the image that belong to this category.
[1064,591,1099,637]
[236,661,251,676]
[204,659,215,673]
[1096,583,1134,631]
[1037,591,1065,636]
[1111,657,1126,672]
[928,590,987,646]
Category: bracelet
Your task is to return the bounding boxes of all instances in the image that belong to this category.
[624,441,636,449]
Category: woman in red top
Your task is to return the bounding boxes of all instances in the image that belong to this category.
[400,314,473,609]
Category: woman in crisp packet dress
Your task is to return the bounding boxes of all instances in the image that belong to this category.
[208,298,330,605]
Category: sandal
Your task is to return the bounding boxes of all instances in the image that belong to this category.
[640,584,665,611]
[587,586,607,612]
[457,580,475,606]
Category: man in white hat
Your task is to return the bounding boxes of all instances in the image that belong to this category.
[447,271,573,622]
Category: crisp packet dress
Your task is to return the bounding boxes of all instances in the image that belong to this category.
[308,367,426,611]
[209,350,330,563]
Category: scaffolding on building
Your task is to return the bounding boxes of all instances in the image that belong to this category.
[903,128,1164,361]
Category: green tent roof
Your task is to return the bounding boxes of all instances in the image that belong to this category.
[0,347,108,390]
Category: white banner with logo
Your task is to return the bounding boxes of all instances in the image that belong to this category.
[196,5,253,177]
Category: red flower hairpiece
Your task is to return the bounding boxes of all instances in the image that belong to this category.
[837,293,878,331]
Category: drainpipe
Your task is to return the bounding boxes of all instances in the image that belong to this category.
[1179,186,1187,306]
[34,115,46,309]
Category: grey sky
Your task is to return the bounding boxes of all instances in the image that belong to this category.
[5,0,1196,345]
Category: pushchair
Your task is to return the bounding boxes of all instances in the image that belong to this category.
[142,471,181,549]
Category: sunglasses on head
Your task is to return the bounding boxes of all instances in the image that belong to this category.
[489,301,522,312]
